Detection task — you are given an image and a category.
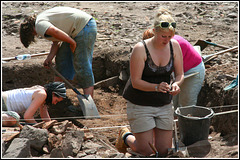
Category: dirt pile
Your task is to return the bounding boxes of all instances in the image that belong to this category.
[1,1,238,158]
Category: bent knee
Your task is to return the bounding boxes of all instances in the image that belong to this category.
[137,148,153,156]
[157,147,169,156]
[2,115,17,126]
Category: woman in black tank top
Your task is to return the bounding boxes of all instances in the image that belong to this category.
[116,8,184,157]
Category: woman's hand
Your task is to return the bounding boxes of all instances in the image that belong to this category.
[168,82,181,96]
[157,82,171,93]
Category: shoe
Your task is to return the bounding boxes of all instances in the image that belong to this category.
[115,127,131,154]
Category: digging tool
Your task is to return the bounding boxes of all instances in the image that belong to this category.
[50,65,100,119]
[172,120,189,157]
[194,39,231,51]
[184,72,199,79]
[203,46,238,63]
[173,120,179,153]
[2,52,49,62]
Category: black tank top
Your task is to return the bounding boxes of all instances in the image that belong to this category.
[123,40,174,107]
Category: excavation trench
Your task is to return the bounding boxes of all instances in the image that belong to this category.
[2,51,238,146]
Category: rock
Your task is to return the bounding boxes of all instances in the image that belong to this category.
[187,140,211,157]
[83,132,94,140]
[227,13,237,18]
[2,141,6,155]
[42,145,50,154]
[19,125,48,152]
[49,120,72,134]
[32,121,45,128]
[119,70,128,81]
[61,130,84,157]
[83,140,103,150]
[48,133,63,150]
[228,150,238,156]
[76,152,87,158]
[83,155,98,158]
[115,153,126,158]
[50,148,64,158]
[85,148,97,155]
[42,120,58,129]
[3,138,31,158]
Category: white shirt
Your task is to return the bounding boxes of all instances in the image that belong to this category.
[5,88,40,114]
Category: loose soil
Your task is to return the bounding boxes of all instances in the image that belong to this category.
[1,1,238,158]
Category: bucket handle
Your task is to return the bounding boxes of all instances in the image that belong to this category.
[203,111,215,119]
[175,107,215,120]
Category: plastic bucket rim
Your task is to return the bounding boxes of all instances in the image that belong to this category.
[175,105,215,120]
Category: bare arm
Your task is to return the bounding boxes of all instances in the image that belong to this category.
[43,26,77,68]
[39,104,51,122]
[23,90,47,123]
[170,39,184,96]
[43,41,60,67]
[45,25,76,53]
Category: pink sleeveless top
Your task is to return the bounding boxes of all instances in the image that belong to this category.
[173,35,202,72]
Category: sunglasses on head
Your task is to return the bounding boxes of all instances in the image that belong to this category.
[156,21,176,29]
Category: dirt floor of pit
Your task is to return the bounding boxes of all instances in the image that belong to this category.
[1,1,239,158]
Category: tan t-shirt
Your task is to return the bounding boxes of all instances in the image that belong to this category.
[35,6,92,41]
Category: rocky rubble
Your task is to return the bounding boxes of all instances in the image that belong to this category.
[2,120,126,158]
[2,121,190,158]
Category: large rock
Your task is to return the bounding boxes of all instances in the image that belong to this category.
[50,147,64,158]
[19,125,48,152]
[2,141,6,155]
[61,130,84,157]
[3,138,31,158]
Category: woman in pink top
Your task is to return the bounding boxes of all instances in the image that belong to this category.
[143,29,205,108]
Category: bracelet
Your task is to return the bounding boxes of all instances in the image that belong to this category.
[155,84,159,92]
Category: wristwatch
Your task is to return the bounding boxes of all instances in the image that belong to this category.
[155,85,159,92]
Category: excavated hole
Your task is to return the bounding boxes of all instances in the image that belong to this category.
[2,54,238,146]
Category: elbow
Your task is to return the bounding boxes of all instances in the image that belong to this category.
[131,80,139,89]
[131,77,142,89]
[132,83,137,89]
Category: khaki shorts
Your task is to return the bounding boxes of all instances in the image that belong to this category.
[126,101,174,133]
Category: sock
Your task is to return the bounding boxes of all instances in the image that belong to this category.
[123,132,133,147]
